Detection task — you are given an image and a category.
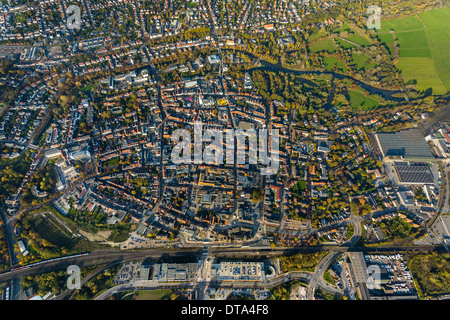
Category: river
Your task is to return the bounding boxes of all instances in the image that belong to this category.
[224,48,409,102]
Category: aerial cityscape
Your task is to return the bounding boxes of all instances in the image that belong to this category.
[0,0,450,306]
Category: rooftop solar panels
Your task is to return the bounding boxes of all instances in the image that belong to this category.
[394,162,434,184]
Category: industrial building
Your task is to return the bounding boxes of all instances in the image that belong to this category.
[375,129,435,162]
[393,162,434,185]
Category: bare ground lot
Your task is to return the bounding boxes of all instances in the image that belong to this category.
[79,229,113,242]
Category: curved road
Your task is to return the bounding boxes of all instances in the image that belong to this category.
[306,212,362,299]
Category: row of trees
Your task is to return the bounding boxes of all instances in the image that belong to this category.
[0,226,10,272]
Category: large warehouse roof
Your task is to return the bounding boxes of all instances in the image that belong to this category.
[376,129,435,161]
[393,162,434,184]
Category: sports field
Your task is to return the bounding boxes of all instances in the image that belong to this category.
[376,7,450,95]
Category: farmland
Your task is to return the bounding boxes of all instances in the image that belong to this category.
[376,7,450,95]
[418,7,450,93]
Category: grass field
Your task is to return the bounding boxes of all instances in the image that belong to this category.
[375,8,450,95]
[376,32,395,54]
[324,56,347,72]
[399,48,431,58]
[344,34,371,46]
[351,53,370,70]
[339,22,351,33]
[419,8,450,93]
[376,32,394,45]
[396,57,447,94]
[379,14,424,32]
[309,38,335,52]
[347,90,380,110]
[395,30,429,54]
[308,31,326,42]
[132,289,171,300]
[335,38,356,49]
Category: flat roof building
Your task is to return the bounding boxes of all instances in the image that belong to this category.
[211,261,265,281]
[375,129,435,162]
[139,264,151,281]
[393,162,434,185]
[152,263,198,282]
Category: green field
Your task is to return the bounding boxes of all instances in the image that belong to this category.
[399,48,431,58]
[379,14,424,32]
[324,56,347,72]
[395,30,429,51]
[343,34,371,46]
[375,8,450,95]
[396,57,447,94]
[376,32,394,44]
[132,289,171,300]
[376,32,395,54]
[339,22,351,33]
[347,90,380,110]
[309,38,336,52]
[419,8,450,93]
[335,38,357,49]
[351,53,370,70]
[308,31,326,42]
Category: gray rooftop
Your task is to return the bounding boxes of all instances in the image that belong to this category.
[376,129,434,161]
[394,162,434,184]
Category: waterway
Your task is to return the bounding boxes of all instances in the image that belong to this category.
[224,48,409,102]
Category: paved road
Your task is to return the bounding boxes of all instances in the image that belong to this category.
[306,251,342,299]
